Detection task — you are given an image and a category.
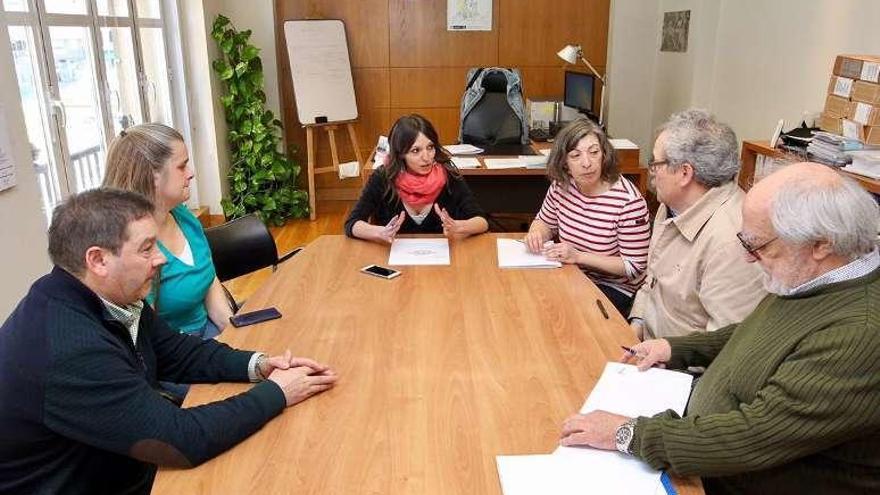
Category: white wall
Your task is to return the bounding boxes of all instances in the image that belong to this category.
[608,0,880,158]
[0,33,51,319]
[178,0,280,215]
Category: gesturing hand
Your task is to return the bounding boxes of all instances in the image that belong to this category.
[434,204,467,238]
[375,211,406,244]
[523,230,547,254]
[542,242,581,264]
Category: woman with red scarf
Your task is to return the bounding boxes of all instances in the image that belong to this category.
[345,114,489,243]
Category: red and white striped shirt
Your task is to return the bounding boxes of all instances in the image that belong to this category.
[537,177,651,296]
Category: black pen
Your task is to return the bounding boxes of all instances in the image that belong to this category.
[596,299,609,319]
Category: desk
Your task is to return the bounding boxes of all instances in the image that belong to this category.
[152,234,702,495]
[363,142,645,215]
[739,140,880,194]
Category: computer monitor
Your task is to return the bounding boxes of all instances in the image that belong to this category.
[563,71,595,115]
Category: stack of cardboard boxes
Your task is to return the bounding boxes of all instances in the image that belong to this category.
[821,55,880,145]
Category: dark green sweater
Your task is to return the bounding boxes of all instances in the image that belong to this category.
[631,266,880,494]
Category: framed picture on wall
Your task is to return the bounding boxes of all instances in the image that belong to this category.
[661,10,690,52]
[447,0,493,31]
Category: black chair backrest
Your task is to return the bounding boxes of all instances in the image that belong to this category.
[461,70,523,146]
[204,214,278,282]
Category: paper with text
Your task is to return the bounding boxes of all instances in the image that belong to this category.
[496,238,561,269]
[579,362,693,417]
[451,157,481,169]
[389,238,450,266]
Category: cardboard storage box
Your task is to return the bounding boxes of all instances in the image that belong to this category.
[852,80,880,105]
[833,54,880,83]
[817,113,842,135]
[850,101,880,127]
[823,94,851,119]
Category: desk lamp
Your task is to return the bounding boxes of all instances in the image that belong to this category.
[557,44,607,127]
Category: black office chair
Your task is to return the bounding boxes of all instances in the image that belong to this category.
[460,69,525,146]
[204,213,302,312]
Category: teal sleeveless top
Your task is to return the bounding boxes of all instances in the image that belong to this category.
[147,204,216,334]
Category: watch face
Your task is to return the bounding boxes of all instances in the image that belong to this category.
[615,423,634,452]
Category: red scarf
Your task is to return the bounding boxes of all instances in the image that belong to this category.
[394,163,447,207]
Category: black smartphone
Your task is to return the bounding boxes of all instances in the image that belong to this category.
[229,307,282,328]
[360,264,401,279]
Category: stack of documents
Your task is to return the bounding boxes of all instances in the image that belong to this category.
[388,238,450,266]
[496,238,560,269]
[444,144,484,155]
[610,138,639,150]
[484,155,548,170]
[496,362,693,495]
[843,150,880,179]
[451,157,481,169]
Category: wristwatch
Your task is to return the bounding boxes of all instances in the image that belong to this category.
[255,354,268,380]
[614,418,637,455]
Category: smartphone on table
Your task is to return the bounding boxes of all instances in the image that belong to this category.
[229,307,282,328]
[360,264,401,280]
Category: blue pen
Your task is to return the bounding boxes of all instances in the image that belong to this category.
[620,345,636,355]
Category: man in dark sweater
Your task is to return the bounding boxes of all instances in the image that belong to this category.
[0,189,337,494]
[559,163,880,494]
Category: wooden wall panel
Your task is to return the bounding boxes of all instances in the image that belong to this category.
[389,0,497,67]
[389,68,470,108]
[498,0,609,67]
[274,0,610,203]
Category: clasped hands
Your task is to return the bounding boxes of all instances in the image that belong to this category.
[558,339,672,450]
[261,349,338,406]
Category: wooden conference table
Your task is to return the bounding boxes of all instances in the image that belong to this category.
[152,234,702,495]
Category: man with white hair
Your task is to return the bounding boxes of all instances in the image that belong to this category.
[560,162,880,494]
[630,109,765,339]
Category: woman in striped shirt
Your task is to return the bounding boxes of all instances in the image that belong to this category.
[524,119,650,316]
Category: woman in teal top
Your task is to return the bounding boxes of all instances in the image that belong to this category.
[103,123,233,340]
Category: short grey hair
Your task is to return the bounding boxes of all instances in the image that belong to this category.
[48,188,155,275]
[658,109,740,187]
[770,173,879,258]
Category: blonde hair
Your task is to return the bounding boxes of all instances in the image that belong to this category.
[102,123,184,202]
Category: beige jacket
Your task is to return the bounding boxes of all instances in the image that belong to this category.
[630,181,766,339]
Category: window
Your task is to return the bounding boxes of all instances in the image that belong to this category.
[2,0,180,224]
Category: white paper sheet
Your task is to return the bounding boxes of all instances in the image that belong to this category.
[444,144,484,155]
[388,238,450,266]
[497,452,662,495]
[484,158,526,169]
[579,362,693,417]
[519,155,547,168]
[451,157,481,169]
[538,148,552,156]
[496,238,560,269]
[610,138,639,150]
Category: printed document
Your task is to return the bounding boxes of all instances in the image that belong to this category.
[496,238,560,268]
[389,238,450,266]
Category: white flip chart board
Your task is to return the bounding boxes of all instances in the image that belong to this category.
[283,19,358,124]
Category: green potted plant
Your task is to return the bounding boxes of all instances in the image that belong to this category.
[211,14,308,224]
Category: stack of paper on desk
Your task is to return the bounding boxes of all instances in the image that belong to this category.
[496,363,693,495]
[444,144,484,155]
[484,155,548,169]
[451,157,481,169]
[496,238,561,268]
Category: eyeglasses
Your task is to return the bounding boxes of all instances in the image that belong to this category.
[736,231,778,259]
[647,158,669,172]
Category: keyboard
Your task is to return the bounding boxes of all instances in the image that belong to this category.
[529,128,550,142]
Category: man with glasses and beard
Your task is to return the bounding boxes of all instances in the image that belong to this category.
[560,162,880,494]
[629,109,765,340]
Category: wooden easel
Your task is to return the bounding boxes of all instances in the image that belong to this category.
[304,120,364,220]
